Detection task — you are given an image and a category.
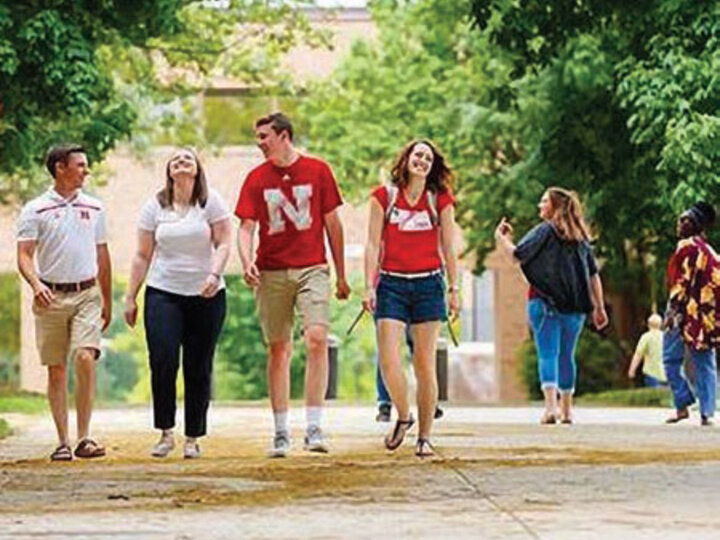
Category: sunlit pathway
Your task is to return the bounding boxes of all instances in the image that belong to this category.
[2,404,720,539]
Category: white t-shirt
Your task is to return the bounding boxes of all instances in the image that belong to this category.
[139,188,230,296]
[17,188,107,283]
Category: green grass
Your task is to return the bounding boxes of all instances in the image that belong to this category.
[0,418,10,439]
[0,389,46,413]
[579,387,672,407]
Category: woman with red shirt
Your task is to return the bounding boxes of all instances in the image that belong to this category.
[363,140,459,457]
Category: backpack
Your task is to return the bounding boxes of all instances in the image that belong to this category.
[383,184,439,228]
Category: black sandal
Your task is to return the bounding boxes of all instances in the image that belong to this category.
[384,415,415,451]
[415,438,435,458]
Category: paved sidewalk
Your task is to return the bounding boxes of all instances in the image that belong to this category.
[1,404,720,539]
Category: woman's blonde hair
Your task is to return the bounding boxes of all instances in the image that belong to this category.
[546,187,592,242]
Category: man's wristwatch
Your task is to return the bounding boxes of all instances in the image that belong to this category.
[448,285,460,293]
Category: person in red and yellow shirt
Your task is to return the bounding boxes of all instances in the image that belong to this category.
[663,201,719,425]
[236,113,350,457]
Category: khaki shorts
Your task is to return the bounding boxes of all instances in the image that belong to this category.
[32,285,102,366]
[256,264,331,343]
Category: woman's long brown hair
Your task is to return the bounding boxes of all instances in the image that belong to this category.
[157,148,209,209]
[389,139,454,193]
[546,187,592,242]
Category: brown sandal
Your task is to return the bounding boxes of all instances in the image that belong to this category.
[50,444,73,461]
[74,438,106,459]
[384,415,415,451]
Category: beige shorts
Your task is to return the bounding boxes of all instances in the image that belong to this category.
[32,285,102,366]
[256,264,331,343]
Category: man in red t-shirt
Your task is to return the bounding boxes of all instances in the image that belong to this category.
[236,113,350,457]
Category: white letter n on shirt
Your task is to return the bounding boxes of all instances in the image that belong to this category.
[264,185,313,234]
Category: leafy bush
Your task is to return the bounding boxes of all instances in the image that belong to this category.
[0,389,46,414]
[579,387,672,407]
[0,274,20,388]
[520,328,625,400]
[0,418,9,439]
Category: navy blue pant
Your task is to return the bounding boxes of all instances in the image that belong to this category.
[144,286,226,437]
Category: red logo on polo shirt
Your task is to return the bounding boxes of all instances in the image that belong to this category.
[80,210,90,220]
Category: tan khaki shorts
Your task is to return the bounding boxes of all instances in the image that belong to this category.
[32,285,102,366]
[256,264,331,343]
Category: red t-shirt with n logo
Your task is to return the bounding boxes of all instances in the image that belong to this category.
[373,185,454,273]
[235,155,343,270]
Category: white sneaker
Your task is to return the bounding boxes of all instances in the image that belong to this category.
[183,441,201,459]
[268,431,291,458]
[151,432,174,458]
[303,426,329,453]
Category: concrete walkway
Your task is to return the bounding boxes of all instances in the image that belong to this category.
[1,404,720,539]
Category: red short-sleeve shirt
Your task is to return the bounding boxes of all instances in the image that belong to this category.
[235,155,343,270]
[372,185,454,273]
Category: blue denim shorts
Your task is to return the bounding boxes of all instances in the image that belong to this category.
[375,272,447,325]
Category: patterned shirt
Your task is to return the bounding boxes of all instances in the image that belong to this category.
[666,236,720,350]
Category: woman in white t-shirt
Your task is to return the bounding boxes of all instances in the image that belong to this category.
[124,148,232,459]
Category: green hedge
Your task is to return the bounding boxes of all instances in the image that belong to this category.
[0,418,9,439]
[520,329,626,399]
[579,387,672,407]
[0,389,46,413]
[0,274,20,388]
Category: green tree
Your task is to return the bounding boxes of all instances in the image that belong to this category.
[468,0,720,340]
[302,0,720,345]
[300,0,515,199]
[0,0,327,200]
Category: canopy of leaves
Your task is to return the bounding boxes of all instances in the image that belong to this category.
[0,0,327,201]
[469,0,720,309]
[302,0,720,339]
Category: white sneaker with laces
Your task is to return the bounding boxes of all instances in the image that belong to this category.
[303,425,329,453]
[268,431,291,458]
[151,432,175,458]
[183,440,201,459]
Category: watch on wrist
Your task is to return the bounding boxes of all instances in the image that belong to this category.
[448,285,460,293]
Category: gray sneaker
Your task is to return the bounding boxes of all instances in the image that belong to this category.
[183,441,201,459]
[151,433,174,458]
[303,425,329,453]
[268,431,291,458]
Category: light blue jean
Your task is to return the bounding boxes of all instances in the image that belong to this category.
[527,298,586,393]
[662,325,716,417]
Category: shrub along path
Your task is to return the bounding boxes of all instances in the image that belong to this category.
[1,404,720,539]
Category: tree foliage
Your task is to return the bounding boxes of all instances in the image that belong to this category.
[0,0,327,201]
[302,0,720,341]
[468,0,720,337]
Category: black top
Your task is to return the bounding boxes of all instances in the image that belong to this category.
[514,222,598,314]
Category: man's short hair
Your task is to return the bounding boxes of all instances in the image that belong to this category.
[45,144,86,178]
[255,112,293,141]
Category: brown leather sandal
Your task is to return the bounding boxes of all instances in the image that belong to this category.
[384,415,415,451]
[74,438,106,459]
[50,444,73,461]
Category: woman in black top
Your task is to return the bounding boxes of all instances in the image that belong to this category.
[495,187,608,424]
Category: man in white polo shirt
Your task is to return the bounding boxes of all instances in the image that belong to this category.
[17,144,112,461]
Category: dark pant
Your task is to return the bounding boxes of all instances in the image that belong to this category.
[144,286,226,437]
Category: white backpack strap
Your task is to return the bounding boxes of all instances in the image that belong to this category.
[384,184,399,225]
[427,190,439,226]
